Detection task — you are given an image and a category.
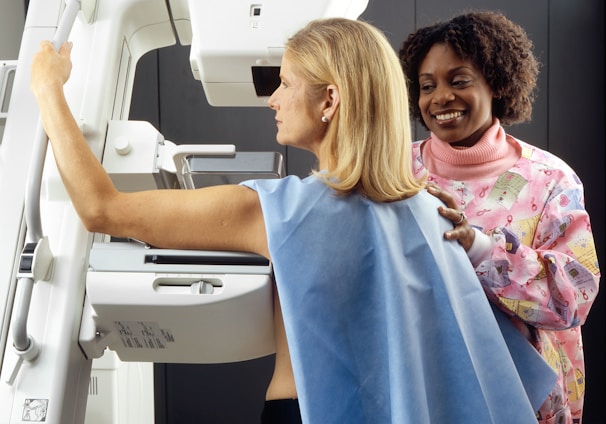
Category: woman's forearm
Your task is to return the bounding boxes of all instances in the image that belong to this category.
[33,80,118,231]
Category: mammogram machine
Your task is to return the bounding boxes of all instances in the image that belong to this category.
[0,1,368,422]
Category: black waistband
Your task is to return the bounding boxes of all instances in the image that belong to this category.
[260,399,302,424]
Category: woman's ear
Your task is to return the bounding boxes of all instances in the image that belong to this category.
[321,84,340,122]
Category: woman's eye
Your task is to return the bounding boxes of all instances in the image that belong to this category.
[452,79,471,87]
[420,83,435,92]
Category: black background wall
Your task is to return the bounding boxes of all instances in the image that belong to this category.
[129,1,605,422]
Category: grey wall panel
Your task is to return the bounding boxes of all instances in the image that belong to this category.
[129,50,160,129]
[549,2,605,422]
[0,1,25,59]
[154,358,274,424]
[360,0,416,50]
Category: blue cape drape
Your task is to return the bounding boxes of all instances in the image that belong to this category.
[243,176,556,423]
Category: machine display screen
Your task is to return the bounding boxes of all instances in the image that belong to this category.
[251,66,281,96]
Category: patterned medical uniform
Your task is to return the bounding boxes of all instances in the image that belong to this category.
[413,121,600,424]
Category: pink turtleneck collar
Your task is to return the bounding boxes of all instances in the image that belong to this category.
[420,119,521,181]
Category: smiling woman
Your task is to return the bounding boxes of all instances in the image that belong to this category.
[417,43,495,148]
[400,11,601,424]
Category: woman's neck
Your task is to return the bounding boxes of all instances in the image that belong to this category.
[421,120,521,180]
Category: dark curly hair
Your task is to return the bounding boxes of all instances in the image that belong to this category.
[399,11,540,127]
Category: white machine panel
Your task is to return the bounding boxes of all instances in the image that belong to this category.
[81,242,276,363]
[176,0,369,105]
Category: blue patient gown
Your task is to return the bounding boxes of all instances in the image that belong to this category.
[242,176,556,424]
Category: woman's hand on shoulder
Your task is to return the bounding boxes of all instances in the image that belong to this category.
[426,183,475,251]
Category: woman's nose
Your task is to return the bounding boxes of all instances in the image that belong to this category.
[267,89,279,110]
[433,85,455,105]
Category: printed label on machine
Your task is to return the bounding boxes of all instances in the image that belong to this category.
[114,320,175,349]
[22,399,49,422]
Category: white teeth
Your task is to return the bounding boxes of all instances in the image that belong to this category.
[435,111,463,121]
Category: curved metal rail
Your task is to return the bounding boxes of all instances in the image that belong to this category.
[8,0,81,385]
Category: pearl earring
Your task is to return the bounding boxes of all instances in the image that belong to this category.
[321,116,328,123]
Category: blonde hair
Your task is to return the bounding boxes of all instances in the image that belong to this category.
[286,18,424,202]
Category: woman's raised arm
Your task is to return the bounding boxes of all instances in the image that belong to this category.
[31,41,269,258]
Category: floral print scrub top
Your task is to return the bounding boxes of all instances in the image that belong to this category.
[412,121,600,424]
